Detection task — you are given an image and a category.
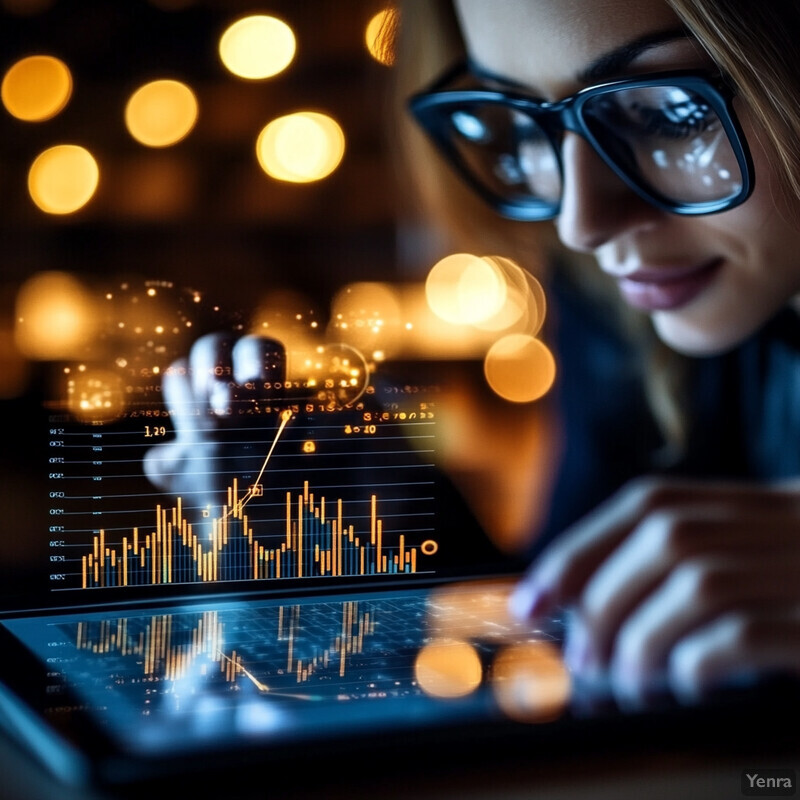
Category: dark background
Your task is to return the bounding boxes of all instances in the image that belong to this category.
[0,0,409,322]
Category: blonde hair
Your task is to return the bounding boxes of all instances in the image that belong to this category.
[668,0,800,203]
[381,0,800,460]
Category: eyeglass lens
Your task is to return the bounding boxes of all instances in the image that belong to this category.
[444,82,743,211]
[582,85,743,204]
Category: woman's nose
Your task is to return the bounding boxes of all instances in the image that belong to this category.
[555,132,658,253]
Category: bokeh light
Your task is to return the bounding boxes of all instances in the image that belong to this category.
[472,256,546,336]
[492,642,571,723]
[483,334,556,402]
[28,144,99,214]
[414,639,483,699]
[125,79,199,147]
[328,282,403,360]
[256,112,345,183]
[66,368,125,423]
[365,8,397,66]
[425,253,507,326]
[14,271,96,359]
[219,15,296,80]
[397,283,490,359]
[1,54,72,121]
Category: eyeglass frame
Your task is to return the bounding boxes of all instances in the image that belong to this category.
[407,61,755,222]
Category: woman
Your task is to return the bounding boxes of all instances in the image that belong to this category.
[394,0,800,707]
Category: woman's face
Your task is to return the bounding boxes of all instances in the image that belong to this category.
[454,0,800,355]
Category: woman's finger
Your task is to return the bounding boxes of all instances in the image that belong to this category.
[577,505,800,669]
[607,554,800,706]
[231,335,285,386]
[510,477,800,621]
[188,331,238,415]
[668,608,800,704]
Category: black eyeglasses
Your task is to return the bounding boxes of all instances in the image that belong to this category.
[408,63,754,221]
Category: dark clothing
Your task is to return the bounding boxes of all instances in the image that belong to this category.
[533,271,800,556]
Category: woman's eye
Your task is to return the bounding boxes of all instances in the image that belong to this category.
[630,101,718,140]
[586,89,721,142]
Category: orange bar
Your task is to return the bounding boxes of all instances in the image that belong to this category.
[360,548,365,575]
[377,520,382,572]
[370,496,376,544]
[100,531,105,586]
[337,520,343,577]
[81,555,87,588]
[399,534,405,569]
[144,621,152,675]
[162,522,169,584]
[297,495,303,577]
[286,491,292,548]
[332,521,338,577]
[411,548,417,572]
[320,496,326,525]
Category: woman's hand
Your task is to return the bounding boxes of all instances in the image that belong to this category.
[509,476,800,707]
[142,332,287,521]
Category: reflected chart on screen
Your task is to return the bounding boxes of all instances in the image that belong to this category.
[47,390,442,592]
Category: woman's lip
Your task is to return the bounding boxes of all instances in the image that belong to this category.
[615,259,723,311]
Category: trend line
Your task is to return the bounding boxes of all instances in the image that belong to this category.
[216,649,322,700]
[226,408,293,518]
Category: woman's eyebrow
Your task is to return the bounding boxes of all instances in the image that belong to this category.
[577,27,692,82]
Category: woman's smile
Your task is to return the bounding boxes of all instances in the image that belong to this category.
[608,258,724,311]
